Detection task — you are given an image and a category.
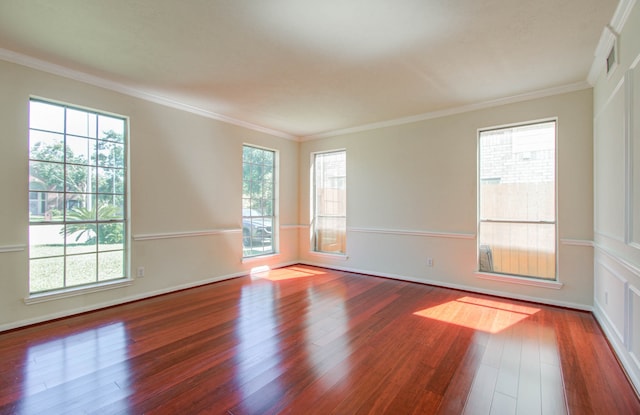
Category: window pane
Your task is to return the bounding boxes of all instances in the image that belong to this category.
[242,217,273,255]
[97,195,124,219]
[29,130,64,162]
[242,145,253,162]
[65,194,96,220]
[263,181,273,200]
[98,223,125,248]
[65,224,97,254]
[29,161,64,191]
[67,253,97,286]
[66,135,95,164]
[263,150,274,165]
[29,101,64,132]
[315,216,346,254]
[29,192,64,221]
[66,164,96,193]
[29,224,64,258]
[263,199,274,216]
[96,141,124,167]
[29,257,64,293]
[480,182,555,222]
[98,115,125,142]
[479,222,555,279]
[98,167,125,194]
[479,121,555,221]
[66,108,97,138]
[98,251,125,281]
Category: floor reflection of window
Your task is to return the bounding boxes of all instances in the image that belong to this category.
[19,322,131,414]
[305,283,352,391]
[234,282,283,411]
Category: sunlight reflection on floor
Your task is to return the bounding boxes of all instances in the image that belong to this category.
[251,266,327,281]
[19,322,131,413]
[413,296,540,334]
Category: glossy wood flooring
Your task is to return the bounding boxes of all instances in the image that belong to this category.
[1,265,638,414]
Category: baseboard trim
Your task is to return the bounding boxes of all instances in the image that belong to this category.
[299,261,592,311]
[593,303,640,397]
[1,260,298,333]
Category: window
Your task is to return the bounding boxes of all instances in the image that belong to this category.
[28,99,128,293]
[478,121,556,280]
[313,150,346,254]
[242,145,276,257]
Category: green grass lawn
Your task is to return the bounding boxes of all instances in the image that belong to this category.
[30,244,125,293]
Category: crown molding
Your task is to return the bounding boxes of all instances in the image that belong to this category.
[0,48,297,141]
[611,0,638,32]
[0,38,601,143]
[300,81,591,140]
[587,0,637,85]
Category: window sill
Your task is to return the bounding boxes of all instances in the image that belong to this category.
[475,272,563,290]
[308,251,349,260]
[24,279,134,305]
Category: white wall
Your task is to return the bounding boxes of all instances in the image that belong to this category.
[592,0,640,393]
[0,59,299,330]
[299,88,594,309]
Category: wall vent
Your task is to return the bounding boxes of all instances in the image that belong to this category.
[606,40,617,75]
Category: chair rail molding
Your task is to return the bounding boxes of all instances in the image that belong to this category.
[133,228,241,241]
[0,244,26,253]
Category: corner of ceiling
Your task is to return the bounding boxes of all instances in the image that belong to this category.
[587,0,637,85]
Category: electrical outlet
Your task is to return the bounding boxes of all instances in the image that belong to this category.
[137,266,145,278]
[426,258,433,267]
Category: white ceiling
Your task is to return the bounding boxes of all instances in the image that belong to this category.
[0,0,619,138]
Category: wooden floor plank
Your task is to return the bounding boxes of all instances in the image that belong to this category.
[0,265,638,414]
[516,321,542,415]
[462,363,499,415]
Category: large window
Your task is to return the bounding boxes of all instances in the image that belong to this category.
[478,121,556,280]
[28,99,128,293]
[242,145,276,257]
[313,150,346,254]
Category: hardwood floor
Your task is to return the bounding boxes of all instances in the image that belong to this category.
[0,265,638,414]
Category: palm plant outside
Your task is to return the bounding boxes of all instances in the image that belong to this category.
[62,204,124,245]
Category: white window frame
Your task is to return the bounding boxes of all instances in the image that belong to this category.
[27,98,130,296]
[477,119,558,282]
[242,144,277,258]
[312,149,347,255]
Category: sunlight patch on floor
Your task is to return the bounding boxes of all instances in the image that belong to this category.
[250,266,327,281]
[413,296,540,334]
